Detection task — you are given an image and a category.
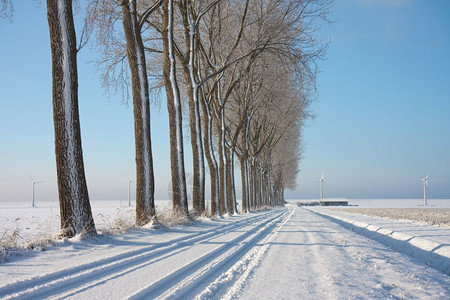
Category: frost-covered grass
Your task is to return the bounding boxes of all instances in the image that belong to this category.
[96,205,136,235]
[0,200,214,262]
[1,229,22,262]
[329,207,450,227]
[0,228,57,263]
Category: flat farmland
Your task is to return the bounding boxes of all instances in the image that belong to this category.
[329,207,450,227]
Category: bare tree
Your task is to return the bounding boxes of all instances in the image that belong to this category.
[162,0,189,216]
[199,78,220,215]
[121,0,159,225]
[84,0,330,217]
[0,0,13,21]
[47,0,96,237]
[176,0,211,215]
[85,0,161,225]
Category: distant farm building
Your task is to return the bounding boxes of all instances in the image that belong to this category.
[320,198,349,206]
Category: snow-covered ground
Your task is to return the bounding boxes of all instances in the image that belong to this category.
[0,200,173,247]
[1,200,450,299]
[328,207,450,227]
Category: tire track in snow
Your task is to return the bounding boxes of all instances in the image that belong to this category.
[211,205,295,300]
[127,207,290,299]
[303,210,341,298]
[228,206,341,299]
[0,210,281,299]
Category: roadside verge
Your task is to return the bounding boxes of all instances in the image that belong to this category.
[306,207,450,275]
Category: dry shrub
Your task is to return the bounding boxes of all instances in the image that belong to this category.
[200,204,212,219]
[1,229,21,262]
[1,229,56,263]
[156,207,192,227]
[251,205,273,212]
[97,206,135,235]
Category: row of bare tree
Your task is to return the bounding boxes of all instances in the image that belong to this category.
[1,0,329,237]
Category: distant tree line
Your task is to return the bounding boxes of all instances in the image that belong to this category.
[1,0,330,237]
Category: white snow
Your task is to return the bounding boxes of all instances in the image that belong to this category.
[1,200,450,299]
[308,204,450,275]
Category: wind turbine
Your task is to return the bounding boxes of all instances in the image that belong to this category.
[320,172,324,201]
[29,175,42,208]
[126,174,135,207]
[422,175,429,206]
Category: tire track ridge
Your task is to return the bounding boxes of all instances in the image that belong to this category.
[0,209,280,299]
[128,208,289,300]
[51,211,285,299]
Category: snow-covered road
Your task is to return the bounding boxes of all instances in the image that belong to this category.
[1,205,449,299]
[238,206,450,299]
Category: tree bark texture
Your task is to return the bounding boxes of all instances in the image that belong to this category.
[200,95,219,216]
[217,109,227,215]
[240,121,249,213]
[184,73,206,214]
[121,0,156,226]
[239,156,248,213]
[225,146,234,214]
[180,2,206,214]
[249,158,256,209]
[231,151,238,213]
[162,0,189,215]
[47,0,96,237]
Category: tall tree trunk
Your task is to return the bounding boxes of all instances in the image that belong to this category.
[47,0,96,237]
[217,102,228,215]
[162,0,188,216]
[181,2,206,214]
[257,168,262,208]
[121,0,156,226]
[215,76,227,215]
[239,156,248,213]
[240,121,249,213]
[231,150,238,214]
[188,84,205,214]
[200,94,219,216]
[263,172,268,207]
[217,114,227,215]
[225,145,234,215]
[264,172,268,207]
[249,157,255,210]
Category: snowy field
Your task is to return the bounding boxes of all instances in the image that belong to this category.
[1,200,450,299]
[1,199,450,256]
[0,200,171,249]
[295,199,450,227]
[329,208,450,227]
[2,198,449,249]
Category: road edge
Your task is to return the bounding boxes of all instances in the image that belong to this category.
[305,207,450,276]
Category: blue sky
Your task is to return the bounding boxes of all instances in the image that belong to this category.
[291,0,450,199]
[0,0,449,204]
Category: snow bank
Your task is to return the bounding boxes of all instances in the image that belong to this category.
[330,207,450,227]
[308,208,450,275]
